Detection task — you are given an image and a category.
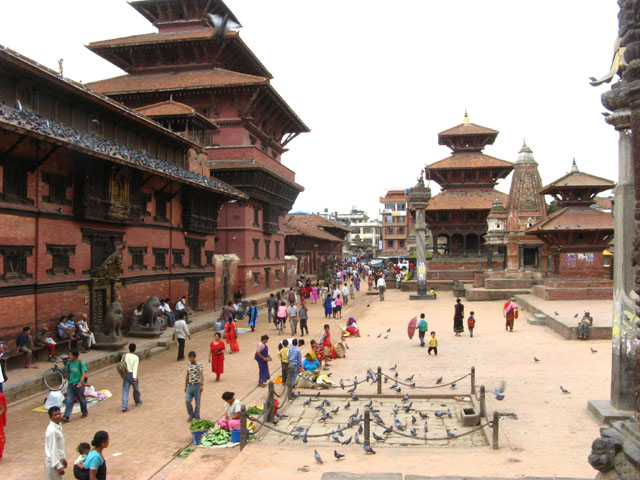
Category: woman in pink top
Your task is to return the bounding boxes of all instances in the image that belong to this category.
[276,301,288,330]
[334,295,343,319]
[311,285,319,304]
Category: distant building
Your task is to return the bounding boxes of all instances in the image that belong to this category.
[336,208,381,258]
[379,190,412,258]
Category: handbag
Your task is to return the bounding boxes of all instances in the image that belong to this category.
[116,354,127,379]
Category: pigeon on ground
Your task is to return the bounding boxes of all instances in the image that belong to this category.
[412,415,417,424]
[304,398,312,406]
[383,426,393,435]
[534,357,540,362]
[384,334,389,339]
[409,383,416,388]
[342,436,352,445]
[591,348,598,353]
[377,333,382,338]
[494,381,506,397]
[447,408,452,418]
[386,328,391,333]
[395,387,402,393]
[424,422,429,432]
[419,411,428,419]
[275,413,288,418]
[358,424,363,434]
[363,442,376,454]
[340,379,344,390]
[554,311,559,315]
[390,382,398,390]
[331,433,340,443]
[496,394,505,401]
[384,376,389,383]
[351,393,359,401]
[574,313,579,318]
[365,400,373,408]
[336,426,344,436]
[344,401,351,409]
[402,394,409,402]
[406,375,414,382]
[450,383,456,389]
[392,405,399,414]
[316,403,326,410]
[394,372,399,378]
[355,431,360,444]
[320,411,330,421]
[436,377,443,384]
[560,386,570,394]
[404,402,413,412]
[298,466,311,472]
[390,364,397,371]
[331,407,340,414]
[353,376,358,386]
[410,428,417,437]
[324,399,331,407]
[334,450,345,460]
[435,411,444,418]
[447,429,455,438]
[373,432,384,441]
[314,450,323,464]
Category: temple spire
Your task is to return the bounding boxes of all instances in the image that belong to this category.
[571,157,580,174]
[516,140,536,166]
[463,109,470,124]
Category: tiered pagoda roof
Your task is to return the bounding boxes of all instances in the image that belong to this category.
[135,99,218,130]
[539,159,615,207]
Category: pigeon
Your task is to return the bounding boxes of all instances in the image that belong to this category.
[424,422,429,432]
[534,357,540,362]
[394,372,399,378]
[275,413,288,418]
[411,415,417,425]
[314,450,323,464]
[591,348,598,353]
[358,424,363,434]
[436,377,443,384]
[365,400,373,409]
[324,399,331,407]
[340,379,345,390]
[419,411,428,419]
[554,311,559,315]
[336,426,344,437]
[409,383,416,388]
[447,409,452,418]
[406,375,414,382]
[450,383,456,389]
[386,328,391,333]
[395,387,402,393]
[410,428,417,437]
[303,398,312,406]
[344,401,351,409]
[316,403,326,410]
[298,466,311,472]
[394,418,403,430]
[303,429,308,443]
[447,429,455,438]
[402,394,409,402]
[331,407,340,415]
[373,432,384,441]
[404,402,413,412]
[331,433,340,443]
[208,13,242,43]
[392,405,399,414]
[353,376,358,386]
[496,394,505,401]
[320,411,330,421]
[377,333,382,338]
[384,376,389,384]
[390,383,398,390]
[390,364,397,371]
[383,426,393,435]
[574,313,579,318]
[363,442,376,454]
[341,436,352,445]
[383,334,389,339]
[494,381,506,397]
[435,411,444,418]
[334,450,345,460]
[355,431,360,444]
[351,393,359,401]
[560,386,570,394]
[293,430,301,440]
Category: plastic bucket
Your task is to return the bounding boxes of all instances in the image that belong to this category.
[231,429,241,443]
[191,430,208,445]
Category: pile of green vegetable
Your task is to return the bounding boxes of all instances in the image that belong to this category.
[200,426,231,446]
[177,448,195,458]
[246,406,262,415]
[189,419,216,431]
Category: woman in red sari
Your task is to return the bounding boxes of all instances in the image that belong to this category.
[208,332,225,381]
[503,297,518,332]
[319,324,338,360]
[225,318,240,353]
[0,391,6,459]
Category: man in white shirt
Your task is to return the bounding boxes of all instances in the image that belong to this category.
[376,275,387,301]
[160,299,176,327]
[45,406,67,479]
[173,314,191,361]
[217,391,243,431]
[332,286,340,299]
[341,283,350,306]
[121,343,142,412]
[175,296,190,323]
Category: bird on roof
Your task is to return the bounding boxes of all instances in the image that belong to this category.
[208,13,242,43]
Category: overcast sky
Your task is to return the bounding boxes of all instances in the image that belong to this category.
[1,1,620,219]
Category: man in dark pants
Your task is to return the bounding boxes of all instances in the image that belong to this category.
[62,350,88,422]
[173,312,191,361]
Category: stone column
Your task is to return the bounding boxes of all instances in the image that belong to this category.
[487,245,493,267]
[408,172,432,299]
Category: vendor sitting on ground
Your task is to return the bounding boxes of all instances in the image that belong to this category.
[344,317,360,337]
[217,391,243,432]
[35,326,56,360]
[578,310,594,340]
[302,352,320,371]
[309,339,323,362]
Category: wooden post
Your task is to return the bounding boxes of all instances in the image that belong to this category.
[240,405,248,450]
[479,385,486,418]
[286,379,292,400]
[377,367,382,395]
[364,409,371,444]
[492,411,499,450]
[470,366,476,395]
[266,381,275,423]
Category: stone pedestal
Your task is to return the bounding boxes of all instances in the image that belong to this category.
[589,420,640,480]
[408,173,431,299]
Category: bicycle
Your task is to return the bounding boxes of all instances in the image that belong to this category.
[43,354,69,391]
[274,316,284,335]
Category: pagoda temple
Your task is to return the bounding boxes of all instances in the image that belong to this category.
[86,0,309,299]
[424,113,513,282]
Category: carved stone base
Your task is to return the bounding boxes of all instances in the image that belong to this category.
[588,400,634,424]
[126,330,162,339]
[409,294,437,301]
[589,420,640,480]
[92,341,127,351]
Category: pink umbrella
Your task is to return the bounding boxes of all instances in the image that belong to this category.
[407,316,417,339]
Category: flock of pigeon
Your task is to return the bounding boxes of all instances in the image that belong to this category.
[0,101,240,196]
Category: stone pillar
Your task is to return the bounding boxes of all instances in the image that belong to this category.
[487,245,493,268]
[518,245,524,270]
[408,172,433,300]
[462,235,467,257]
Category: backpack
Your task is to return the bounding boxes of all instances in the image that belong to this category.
[116,353,127,379]
[468,316,476,328]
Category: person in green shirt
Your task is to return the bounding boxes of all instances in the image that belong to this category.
[62,350,88,422]
[417,313,428,347]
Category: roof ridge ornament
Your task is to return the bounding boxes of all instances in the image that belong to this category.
[571,157,580,174]
[463,109,470,124]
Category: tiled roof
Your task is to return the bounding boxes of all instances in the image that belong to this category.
[210,159,303,191]
[439,122,499,137]
[287,214,349,232]
[426,190,509,211]
[594,196,614,211]
[285,215,346,242]
[526,206,614,232]
[86,28,233,48]
[428,152,513,170]
[86,69,268,94]
[134,100,218,129]
[540,171,615,193]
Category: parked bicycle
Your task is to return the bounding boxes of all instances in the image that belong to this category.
[43,354,68,391]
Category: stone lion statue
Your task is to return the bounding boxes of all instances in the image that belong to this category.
[102,301,123,339]
[141,295,163,329]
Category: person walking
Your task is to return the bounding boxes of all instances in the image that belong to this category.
[84,430,109,480]
[225,317,239,353]
[341,283,349,307]
[173,313,191,361]
[311,284,319,304]
[427,332,438,356]
[288,338,302,389]
[247,300,258,332]
[185,351,204,422]
[255,335,272,387]
[45,406,67,479]
[0,390,6,460]
[62,350,88,422]
[299,304,309,337]
[467,311,476,338]
[278,339,289,385]
[376,275,386,301]
[417,313,428,347]
[267,294,278,323]
[287,301,299,336]
[453,298,464,336]
[121,343,142,412]
[503,298,518,332]
[208,332,225,382]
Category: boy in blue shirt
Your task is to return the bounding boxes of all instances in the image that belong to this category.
[417,314,428,347]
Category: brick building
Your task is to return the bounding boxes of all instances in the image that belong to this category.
[379,190,412,259]
[85,0,308,298]
[0,46,244,341]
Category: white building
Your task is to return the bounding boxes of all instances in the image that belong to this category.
[336,207,382,257]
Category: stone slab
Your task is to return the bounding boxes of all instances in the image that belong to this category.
[464,286,531,301]
[527,316,546,326]
[322,473,402,480]
[587,399,633,424]
[405,477,591,480]
[409,294,437,301]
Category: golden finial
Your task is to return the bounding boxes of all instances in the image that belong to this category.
[570,157,579,174]
[463,109,470,124]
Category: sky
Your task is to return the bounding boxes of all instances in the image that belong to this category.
[1,1,621,220]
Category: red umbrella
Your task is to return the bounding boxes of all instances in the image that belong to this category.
[407,316,417,339]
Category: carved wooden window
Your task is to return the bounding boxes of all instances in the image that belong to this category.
[0,75,16,105]
[46,244,75,275]
[253,207,260,227]
[0,245,33,281]
[386,240,394,248]
[3,159,31,204]
[129,246,147,271]
[18,82,34,110]
[253,239,260,260]
[398,240,405,248]
[252,271,260,286]
[155,192,169,222]
[56,100,72,125]
[275,268,282,280]
[186,239,204,268]
[205,250,214,267]
[82,228,123,271]
[264,268,271,289]
[172,249,184,267]
[264,240,271,259]
[153,248,168,271]
[42,172,71,205]
[37,91,55,119]
[397,227,405,235]
[72,106,88,131]
[275,241,280,259]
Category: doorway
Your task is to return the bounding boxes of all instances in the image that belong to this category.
[188,280,200,311]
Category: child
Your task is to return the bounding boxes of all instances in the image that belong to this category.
[467,311,476,338]
[429,288,437,299]
[278,339,289,385]
[73,442,90,479]
[417,313,428,347]
[335,295,343,319]
[427,331,438,356]
[299,304,309,336]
